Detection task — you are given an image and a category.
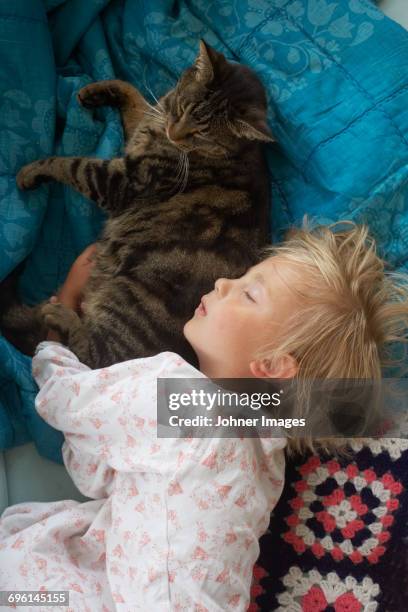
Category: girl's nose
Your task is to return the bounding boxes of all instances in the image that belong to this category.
[214,277,231,297]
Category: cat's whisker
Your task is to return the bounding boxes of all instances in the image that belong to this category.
[171,151,188,196]
[174,152,184,181]
[142,81,166,119]
[142,115,161,124]
[142,115,167,132]
[142,96,165,119]
[143,80,166,113]
[150,95,166,115]
[178,152,189,195]
[143,105,164,120]
[142,110,166,124]
[168,151,184,197]
[178,155,186,184]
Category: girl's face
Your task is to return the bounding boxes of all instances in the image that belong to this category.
[183,257,302,378]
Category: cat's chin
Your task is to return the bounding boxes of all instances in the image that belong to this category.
[171,143,191,152]
[166,138,229,159]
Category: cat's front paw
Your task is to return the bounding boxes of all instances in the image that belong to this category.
[77,83,115,109]
[41,302,78,335]
[16,161,47,191]
[77,80,131,110]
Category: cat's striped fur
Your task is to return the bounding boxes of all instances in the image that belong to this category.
[3,41,273,368]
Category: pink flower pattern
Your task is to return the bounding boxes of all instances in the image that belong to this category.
[0,342,286,611]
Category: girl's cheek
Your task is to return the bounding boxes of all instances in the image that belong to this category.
[212,311,229,331]
[213,313,239,336]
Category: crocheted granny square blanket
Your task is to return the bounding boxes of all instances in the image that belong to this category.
[251,439,408,611]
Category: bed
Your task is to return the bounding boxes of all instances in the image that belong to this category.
[0,1,407,608]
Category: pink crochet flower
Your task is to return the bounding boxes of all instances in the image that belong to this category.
[333,592,362,612]
[301,585,327,611]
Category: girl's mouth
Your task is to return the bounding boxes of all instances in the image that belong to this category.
[196,297,207,316]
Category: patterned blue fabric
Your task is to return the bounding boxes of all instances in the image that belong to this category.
[0,0,407,463]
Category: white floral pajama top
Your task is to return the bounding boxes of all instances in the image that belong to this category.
[0,341,286,611]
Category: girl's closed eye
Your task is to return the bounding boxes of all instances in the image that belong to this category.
[244,280,265,303]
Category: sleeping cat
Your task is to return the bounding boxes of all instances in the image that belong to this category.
[3,40,273,368]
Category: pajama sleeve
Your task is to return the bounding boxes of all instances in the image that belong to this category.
[32,341,116,498]
[31,341,174,499]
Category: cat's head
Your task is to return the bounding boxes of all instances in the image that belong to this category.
[161,40,274,156]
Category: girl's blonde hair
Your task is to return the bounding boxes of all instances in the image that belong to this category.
[257,218,408,454]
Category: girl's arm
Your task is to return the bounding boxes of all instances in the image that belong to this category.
[33,341,115,498]
[46,243,97,342]
[32,341,176,498]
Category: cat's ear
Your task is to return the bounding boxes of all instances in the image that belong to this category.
[230,116,275,143]
[194,39,227,83]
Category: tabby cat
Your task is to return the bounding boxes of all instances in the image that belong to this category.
[3,40,273,369]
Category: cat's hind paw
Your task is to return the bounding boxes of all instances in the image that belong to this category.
[41,302,79,336]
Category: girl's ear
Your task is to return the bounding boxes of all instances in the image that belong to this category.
[249,355,298,379]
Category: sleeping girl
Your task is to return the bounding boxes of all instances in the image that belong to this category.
[0,220,406,611]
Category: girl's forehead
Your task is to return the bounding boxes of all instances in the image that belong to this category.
[253,256,301,280]
[252,257,307,301]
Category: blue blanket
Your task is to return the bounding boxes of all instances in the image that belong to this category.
[1,0,407,463]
